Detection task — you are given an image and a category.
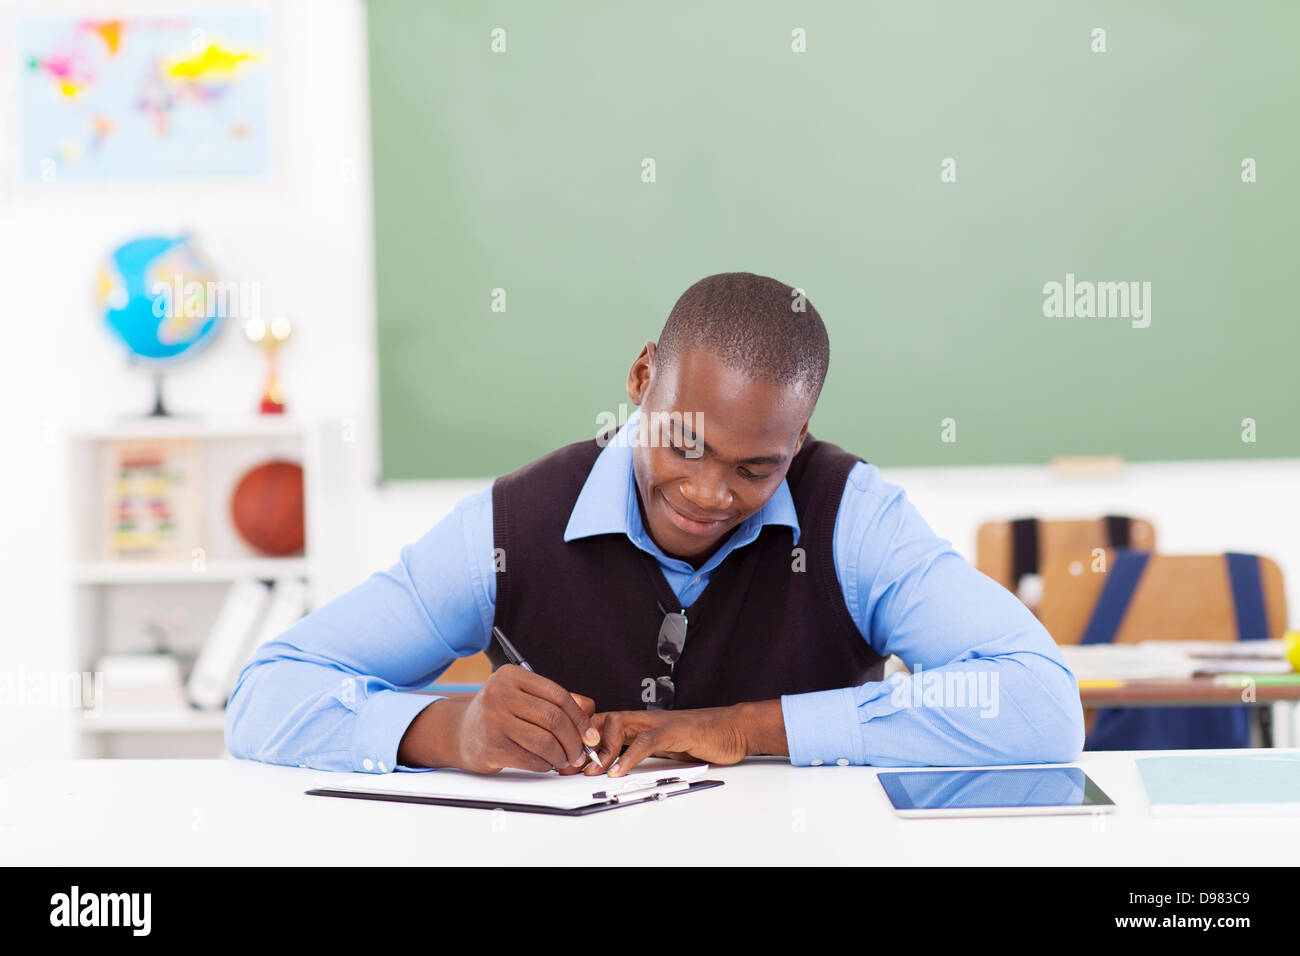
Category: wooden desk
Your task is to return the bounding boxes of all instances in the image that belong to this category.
[1079,678,1300,748]
[1080,677,1300,708]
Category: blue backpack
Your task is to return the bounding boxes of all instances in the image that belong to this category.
[1083,551,1270,751]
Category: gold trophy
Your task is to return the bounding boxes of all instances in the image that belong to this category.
[244,315,292,414]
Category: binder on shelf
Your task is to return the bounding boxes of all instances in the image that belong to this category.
[186,578,271,709]
[240,577,310,670]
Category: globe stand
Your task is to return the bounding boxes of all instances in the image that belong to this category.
[127,363,193,420]
[148,370,170,418]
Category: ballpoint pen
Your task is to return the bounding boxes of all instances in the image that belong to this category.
[491,626,604,769]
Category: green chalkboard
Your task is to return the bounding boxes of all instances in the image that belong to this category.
[368,0,1299,479]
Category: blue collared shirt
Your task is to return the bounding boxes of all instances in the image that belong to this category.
[227,407,1084,772]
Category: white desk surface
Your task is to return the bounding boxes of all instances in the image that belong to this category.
[3,749,1299,865]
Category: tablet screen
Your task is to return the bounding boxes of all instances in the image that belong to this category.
[878,767,1115,811]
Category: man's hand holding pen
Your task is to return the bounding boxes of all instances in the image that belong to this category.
[397,618,789,775]
[397,664,601,774]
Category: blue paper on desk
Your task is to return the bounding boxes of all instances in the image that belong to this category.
[1137,753,1300,816]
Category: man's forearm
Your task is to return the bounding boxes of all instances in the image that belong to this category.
[397,697,467,768]
[735,699,789,757]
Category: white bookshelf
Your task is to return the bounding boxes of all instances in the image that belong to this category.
[67,416,338,759]
[81,705,230,734]
[74,558,309,584]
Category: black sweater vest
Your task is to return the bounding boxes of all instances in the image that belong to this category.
[487,430,884,711]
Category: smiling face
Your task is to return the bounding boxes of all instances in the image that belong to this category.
[626,341,816,568]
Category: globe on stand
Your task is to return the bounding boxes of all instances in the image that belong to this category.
[96,235,225,417]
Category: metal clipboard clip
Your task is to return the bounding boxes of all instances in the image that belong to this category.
[591,776,692,804]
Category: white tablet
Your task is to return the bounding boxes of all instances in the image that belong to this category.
[877,767,1117,818]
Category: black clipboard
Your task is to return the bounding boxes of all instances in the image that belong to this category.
[305,776,724,816]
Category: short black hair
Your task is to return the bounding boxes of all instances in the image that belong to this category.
[656,272,829,402]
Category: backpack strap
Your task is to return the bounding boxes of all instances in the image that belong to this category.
[1010,517,1039,583]
[1104,514,1132,548]
[1225,552,1269,640]
[1080,550,1149,645]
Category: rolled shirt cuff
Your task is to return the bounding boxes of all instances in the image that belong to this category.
[352,690,445,773]
[780,686,866,767]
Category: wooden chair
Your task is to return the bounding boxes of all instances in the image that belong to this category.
[1040,551,1286,645]
[1039,549,1287,750]
[977,516,1155,609]
[434,653,492,689]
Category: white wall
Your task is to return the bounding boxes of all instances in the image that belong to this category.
[0,0,379,770]
[1,0,1296,775]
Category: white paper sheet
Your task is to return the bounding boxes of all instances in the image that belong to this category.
[310,759,711,810]
[1060,644,1198,681]
[1062,641,1294,681]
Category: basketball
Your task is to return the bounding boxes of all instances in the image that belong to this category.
[231,460,305,556]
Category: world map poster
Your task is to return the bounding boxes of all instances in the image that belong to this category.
[19,12,270,182]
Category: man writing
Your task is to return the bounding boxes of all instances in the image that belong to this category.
[227,272,1084,777]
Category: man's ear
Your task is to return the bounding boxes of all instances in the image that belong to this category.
[626,341,655,405]
[792,419,810,457]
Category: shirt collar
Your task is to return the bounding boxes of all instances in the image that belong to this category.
[563,405,801,546]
